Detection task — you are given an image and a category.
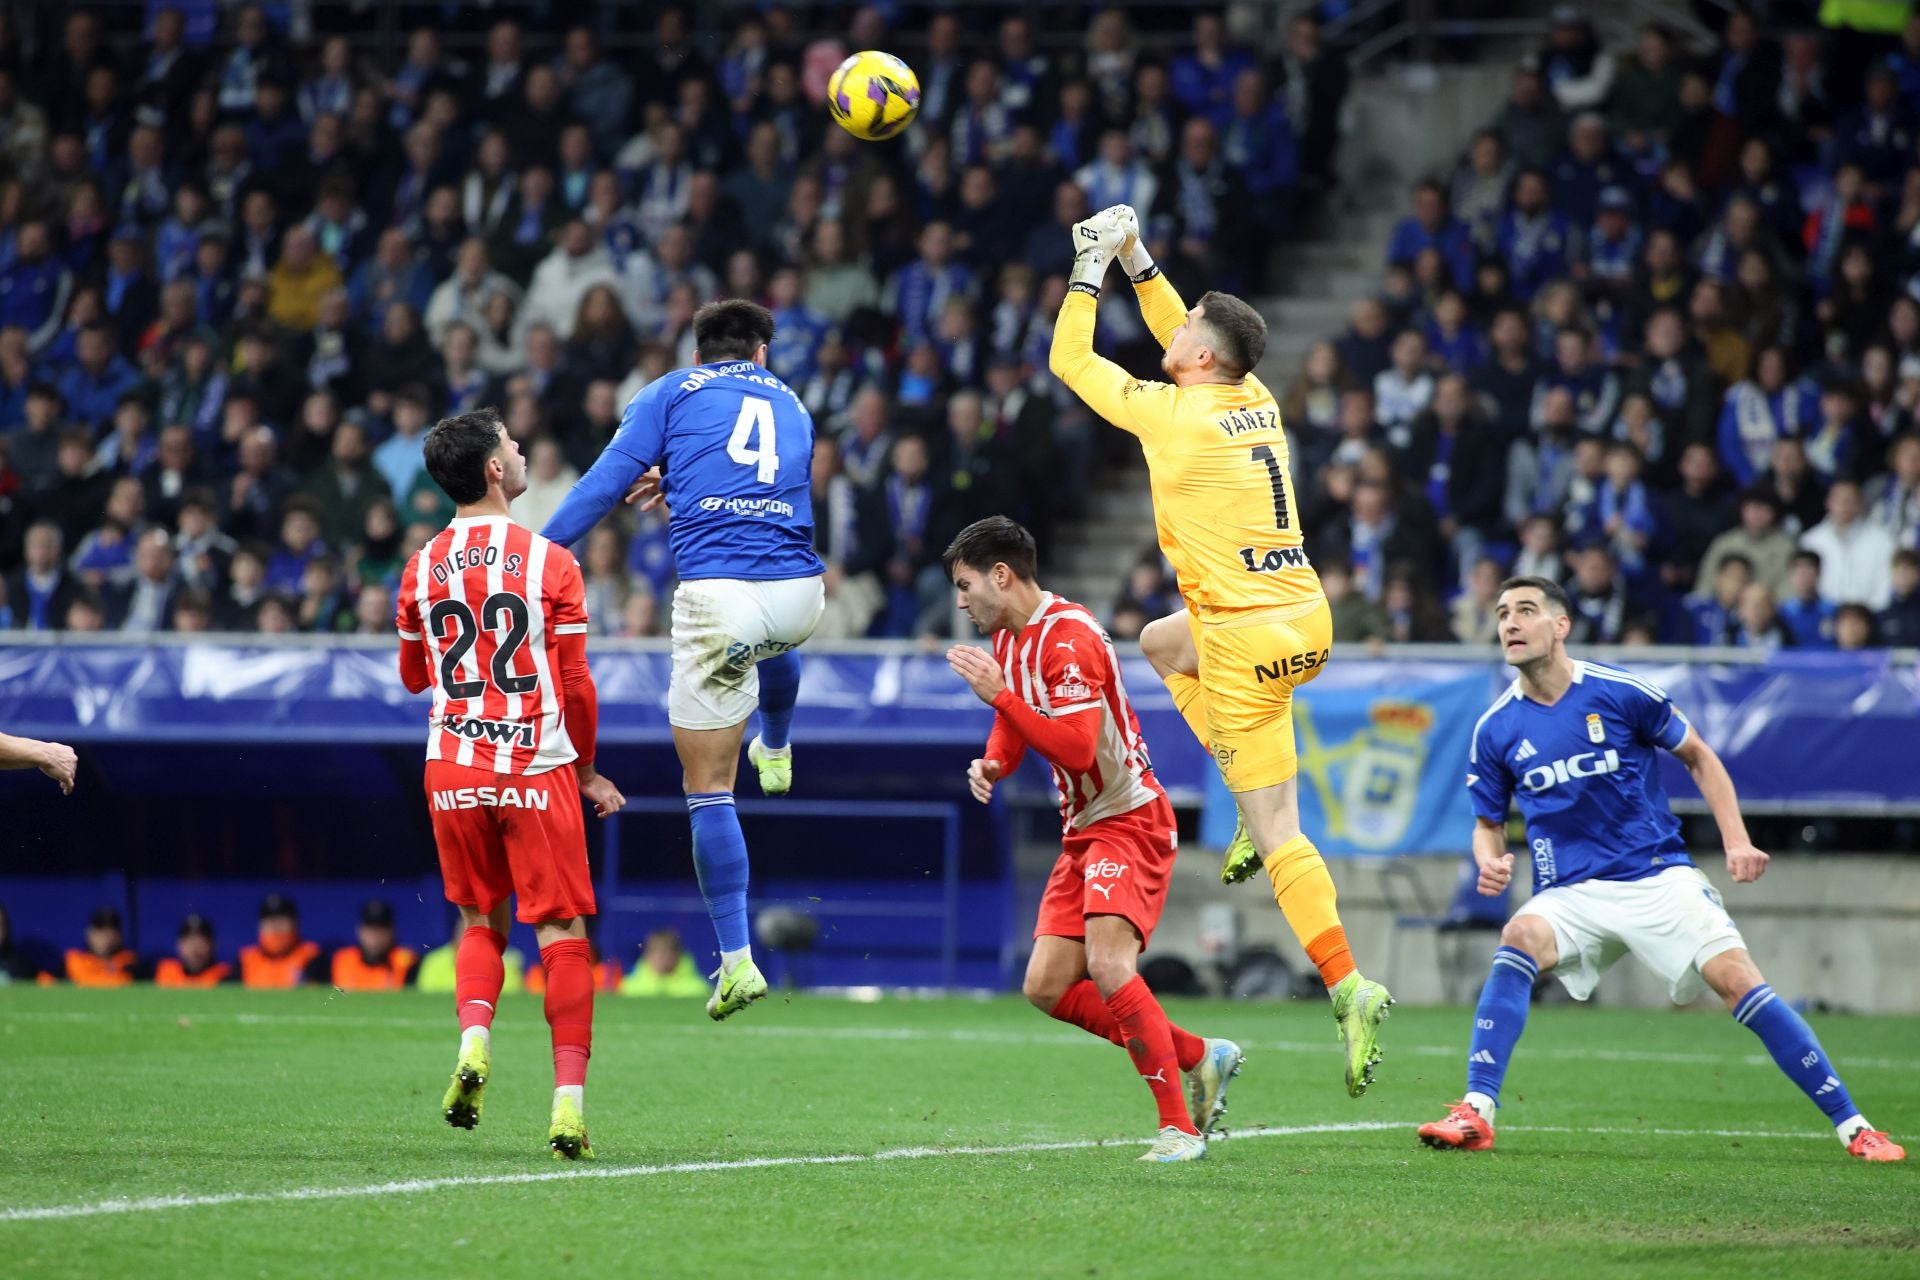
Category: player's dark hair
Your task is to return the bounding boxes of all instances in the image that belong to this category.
[693,298,776,363]
[423,407,506,506]
[943,515,1038,583]
[1196,291,1266,377]
[1497,575,1570,616]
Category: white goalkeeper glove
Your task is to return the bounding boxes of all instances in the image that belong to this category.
[1114,205,1157,281]
[1068,208,1128,295]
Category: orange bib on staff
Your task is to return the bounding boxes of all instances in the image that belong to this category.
[525,958,623,994]
[65,949,137,986]
[240,940,321,988]
[330,946,418,990]
[154,958,233,987]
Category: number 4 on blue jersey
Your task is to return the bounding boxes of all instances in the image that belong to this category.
[540,362,824,583]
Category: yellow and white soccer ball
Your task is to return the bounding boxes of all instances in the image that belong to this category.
[826,50,921,141]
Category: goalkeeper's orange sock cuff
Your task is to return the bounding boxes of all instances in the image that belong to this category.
[1263,835,1356,987]
[455,926,506,1032]
[1306,926,1356,990]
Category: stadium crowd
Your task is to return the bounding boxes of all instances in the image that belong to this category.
[0,3,1338,642]
[0,893,708,995]
[1205,7,1920,650]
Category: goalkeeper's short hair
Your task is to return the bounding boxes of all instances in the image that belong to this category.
[1197,291,1267,378]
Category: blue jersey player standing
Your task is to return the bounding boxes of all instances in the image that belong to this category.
[542,300,826,1021]
[1416,576,1904,1163]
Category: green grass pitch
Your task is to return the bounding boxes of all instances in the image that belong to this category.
[1,987,1913,1277]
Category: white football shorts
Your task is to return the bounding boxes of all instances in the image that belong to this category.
[668,576,826,730]
[1515,864,1748,1005]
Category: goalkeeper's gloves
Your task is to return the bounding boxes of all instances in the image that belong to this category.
[1068,208,1127,295]
[1114,206,1157,282]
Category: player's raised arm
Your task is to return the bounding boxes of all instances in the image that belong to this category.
[1112,206,1190,351]
[541,380,671,549]
[1048,210,1177,439]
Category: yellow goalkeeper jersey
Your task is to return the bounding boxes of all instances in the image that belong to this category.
[1049,273,1323,619]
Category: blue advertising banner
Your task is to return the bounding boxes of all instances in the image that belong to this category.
[1198,665,1491,856]
[1,643,1915,830]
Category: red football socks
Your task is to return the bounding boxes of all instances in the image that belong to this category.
[539,937,594,1088]
[1048,978,1206,1072]
[1104,975,1197,1134]
[454,926,506,1032]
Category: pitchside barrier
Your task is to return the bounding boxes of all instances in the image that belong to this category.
[0,637,1913,990]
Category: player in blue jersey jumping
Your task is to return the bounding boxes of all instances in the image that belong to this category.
[542,300,825,1020]
[1417,576,1904,1162]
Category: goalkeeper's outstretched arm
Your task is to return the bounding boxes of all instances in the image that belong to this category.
[1111,208,1189,351]
[1047,206,1177,438]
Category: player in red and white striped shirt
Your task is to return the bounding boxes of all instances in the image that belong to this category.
[396,408,625,1161]
[942,517,1244,1164]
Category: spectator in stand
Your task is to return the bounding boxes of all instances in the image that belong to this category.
[1802,479,1895,608]
[302,418,390,550]
[1513,513,1564,583]
[1719,345,1820,486]
[1492,62,1567,172]
[5,521,78,632]
[1539,10,1616,113]
[1452,131,1515,255]
[1804,381,1865,485]
[1532,326,1620,436]
[1879,548,1920,644]
[1734,581,1793,650]
[1322,558,1387,645]
[1321,478,1429,601]
[1866,431,1920,544]
[1830,65,1912,201]
[0,222,72,356]
[1337,297,1394,386]
[56,326,141,430]
[1779,549,1839,648]
[105,528,178,632]
[509,437,579,535]
[1833,602,1878,649]
[1374,329,1435,445]
[1381,565,1453,642]
[1563,542,1638,643]
[1388,180,1476,292]
[1498,169,1575,301]
[265,225,343,334]
[1451,556,1506,646]
[1702,487,1796,596]
[1758,436,1828,536]
[1610,25,1684,156]
[264,499,327,595]
[1662,442,1736,593]
[1551,113,1633,230]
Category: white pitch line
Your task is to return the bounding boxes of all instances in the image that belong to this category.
[0,1120,1832,1226]
[0,1009,1903,1072]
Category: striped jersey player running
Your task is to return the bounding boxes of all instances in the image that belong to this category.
[396,408,626,1160]
[943,516,1244,1165]
[1048,203,1392,1097]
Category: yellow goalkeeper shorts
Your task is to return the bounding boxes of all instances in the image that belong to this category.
[1193,597,1333,793]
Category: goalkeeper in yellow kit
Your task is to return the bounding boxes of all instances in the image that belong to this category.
[1049,205,1392,1096]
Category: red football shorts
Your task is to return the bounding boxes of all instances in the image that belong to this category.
[1034,794,1178,949]
[425,760,595,924]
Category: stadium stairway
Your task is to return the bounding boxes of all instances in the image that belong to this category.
[1048,61,1510,614]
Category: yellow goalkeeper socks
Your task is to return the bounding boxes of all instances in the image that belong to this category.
[1263,834,1357,989]
[1164,669,1210,747]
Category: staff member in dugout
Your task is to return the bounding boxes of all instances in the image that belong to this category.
[155,913,232,986]
[63,906,139,986]
[239,893,326,987]
[331,899,419,990]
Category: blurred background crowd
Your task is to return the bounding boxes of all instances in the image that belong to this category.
[0,3,1915,651]
[0,1,1334,642]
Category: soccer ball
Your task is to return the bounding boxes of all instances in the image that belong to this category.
[826,51,920,141]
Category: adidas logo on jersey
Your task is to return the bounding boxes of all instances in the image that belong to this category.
[1514,739,1537,761]
[1470,1050,1498,1064]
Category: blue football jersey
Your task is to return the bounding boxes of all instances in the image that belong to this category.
[542,361,824,582]
[1467,660,1693,890]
